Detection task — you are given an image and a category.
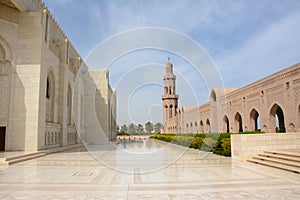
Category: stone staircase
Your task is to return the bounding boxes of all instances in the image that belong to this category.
[0,152,47,165]
[0,144,83,165]
[247,150,300,174]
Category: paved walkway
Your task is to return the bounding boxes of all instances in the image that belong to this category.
[0,139,299,199]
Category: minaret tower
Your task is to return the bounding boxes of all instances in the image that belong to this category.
[162,58,179,130]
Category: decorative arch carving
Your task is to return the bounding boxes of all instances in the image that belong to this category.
[0,35,13,62]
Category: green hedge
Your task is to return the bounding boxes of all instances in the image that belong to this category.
[150,131,264,157]
[150,133,231,156]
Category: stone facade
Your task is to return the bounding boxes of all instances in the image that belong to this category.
[0,0,116,151]
[163,60,300,134]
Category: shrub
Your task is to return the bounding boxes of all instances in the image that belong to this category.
[172,136,193,147]
[190,137,203,149]
[150,132,232,157]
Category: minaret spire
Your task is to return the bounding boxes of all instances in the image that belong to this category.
[162,58,179,133]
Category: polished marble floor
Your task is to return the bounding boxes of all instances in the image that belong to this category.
[0,139,299,199]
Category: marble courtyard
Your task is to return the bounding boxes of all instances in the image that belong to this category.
[0,140,300,199]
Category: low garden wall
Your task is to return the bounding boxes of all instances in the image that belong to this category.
[231,132,300,162]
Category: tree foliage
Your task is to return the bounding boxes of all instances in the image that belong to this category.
[154,122,163,133]
[145,121,153,134]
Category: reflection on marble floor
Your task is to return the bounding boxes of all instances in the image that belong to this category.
[0,139,299,199]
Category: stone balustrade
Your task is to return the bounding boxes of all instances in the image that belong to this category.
[45,122,61,147]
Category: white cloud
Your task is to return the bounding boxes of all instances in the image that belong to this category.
[216,10,300,87]
[43,0,300,126]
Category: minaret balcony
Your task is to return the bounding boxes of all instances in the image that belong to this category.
[162,94,179,99]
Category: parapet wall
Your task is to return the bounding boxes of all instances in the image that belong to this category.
[231,133,300,162]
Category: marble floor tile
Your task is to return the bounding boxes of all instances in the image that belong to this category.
[0,140,299,199]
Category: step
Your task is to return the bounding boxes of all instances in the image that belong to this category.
[258,152,300,163]
[7,152,47,165]
[264,150,300,158]
[248,158,300,174]
[0,144,83,165]
[252,155,300,168]
[5,152,44,161]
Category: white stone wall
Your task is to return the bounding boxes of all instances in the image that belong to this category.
[231,132,300,162]
[0,1,116,151]
[83,69,117,144]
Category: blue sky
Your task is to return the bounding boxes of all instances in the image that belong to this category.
[44,0,300,125]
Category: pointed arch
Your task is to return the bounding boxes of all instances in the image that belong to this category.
[250,108,260,131]
[199,120,204,133]
[194,121,198,133]
[67,85,72,125]
[210,90,217,102]
[186,123,189,133]
[234,112,243,133]
[0,35,12,62]
[223,115,230,133]
[270,103,285,133]
[46,71,55,122]
[164,86,168,95]
[206,118,211,133]
[288,123,296,132]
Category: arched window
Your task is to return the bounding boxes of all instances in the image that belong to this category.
[169,105,173,118]
[165,86,168,95]
[46,77,51,99]
[223,115,230,133]
[46,72,55,122]
[235,112,243,133]
[206,119,211,133]
[165,105,168,119]
[199,120,204,133]
[250,108,260,131]
[270,104,285,133]
[211,90,216,102]
[67,85,72,125]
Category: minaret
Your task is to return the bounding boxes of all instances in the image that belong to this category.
[162,58,179,131]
